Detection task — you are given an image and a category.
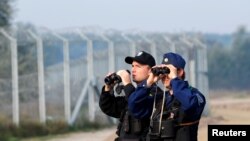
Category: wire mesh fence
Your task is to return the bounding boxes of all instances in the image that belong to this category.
[0,27,209,126]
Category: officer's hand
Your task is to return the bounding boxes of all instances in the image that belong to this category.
[104,72,114,91]
[116,70,131,86]
[146,66,161,87]
[163,64,177,79]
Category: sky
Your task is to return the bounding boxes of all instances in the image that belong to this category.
[14,0,250,34]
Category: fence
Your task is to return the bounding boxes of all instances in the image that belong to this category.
[0,27,209,126]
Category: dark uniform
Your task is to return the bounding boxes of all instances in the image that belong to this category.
[128,78,206,141]
[99,82,152,141]
[99,51,158,141]
[128,53,206,141]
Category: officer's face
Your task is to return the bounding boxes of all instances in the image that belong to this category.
[161,64,184,89]
[161,74,171,89]
[131,61,151,84]
[161,64,174,89]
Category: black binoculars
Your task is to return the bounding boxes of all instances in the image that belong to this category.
[104,73,122,85]
[104,70,130,94]
[151,67,170,76]
[104,73,123,95]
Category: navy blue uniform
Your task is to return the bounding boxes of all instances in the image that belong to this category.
[128,78,206,141]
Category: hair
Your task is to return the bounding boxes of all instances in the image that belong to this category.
[177,68,185,80]
[181,71,185,80]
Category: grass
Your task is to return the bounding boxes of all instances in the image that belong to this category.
[0,119,112,141]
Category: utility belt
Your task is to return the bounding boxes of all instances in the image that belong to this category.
[116,113,149,141]
[123,113,142,134]
[117,111,148,137]
[149,119,199,139]
[149,119,176,139]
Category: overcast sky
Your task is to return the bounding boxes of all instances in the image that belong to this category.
[14,0,250,34]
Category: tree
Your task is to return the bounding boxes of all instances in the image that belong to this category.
[0,0,15,78]
[15,23,38,75]
[208,44,233,89]
[0,0,15,28]
[231,26,250,89]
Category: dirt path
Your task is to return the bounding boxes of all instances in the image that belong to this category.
[198,95,250,141]
[43,127,117,141]
[32,95,250,141]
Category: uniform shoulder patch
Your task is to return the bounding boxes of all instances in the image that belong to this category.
[195,93,205,105]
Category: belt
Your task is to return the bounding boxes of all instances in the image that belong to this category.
[178,120,199,126]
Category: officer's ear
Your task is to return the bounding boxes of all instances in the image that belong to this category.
[177,69,185,79]
[148,66,152,72]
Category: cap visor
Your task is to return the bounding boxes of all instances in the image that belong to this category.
[125,57,134,64]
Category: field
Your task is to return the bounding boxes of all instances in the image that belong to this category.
[198,91,250,141]
[23,91,250,141]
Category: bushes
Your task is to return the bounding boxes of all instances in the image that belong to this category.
[0,121,65,140]
[0,119,112,141]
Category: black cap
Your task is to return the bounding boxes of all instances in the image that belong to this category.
[125,51,156,67]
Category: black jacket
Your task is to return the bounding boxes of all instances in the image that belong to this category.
[99,83,150,141]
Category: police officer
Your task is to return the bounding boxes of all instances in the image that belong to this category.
[128,52,206,141]
[99,51,160,141]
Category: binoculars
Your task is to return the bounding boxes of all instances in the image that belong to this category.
[151,67,170,76]
[104,73,122,85]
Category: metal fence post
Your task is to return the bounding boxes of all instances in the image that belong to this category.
[163,35,176,53]
[192,37,209,116]
[179,36,196,87]
[0,29,19,125]
[140,34,157,63]
[28,30,46,123]
[121,33,136,56]
[100,34,115,72]
[52,32,71,123]
[70,30,95,124]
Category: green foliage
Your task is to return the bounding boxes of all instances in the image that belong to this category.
[0,0,15,28]
[0,121,66,140]
[15,23,38,75]
[0,119,111,140]
[230,27,250,89]
[0,38,12,78]
[45,120,69,134]
[208,46,233,88]
[0,23,38,79]
[208,26,250,90]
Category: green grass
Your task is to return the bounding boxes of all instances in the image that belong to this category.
[0,119,112,141]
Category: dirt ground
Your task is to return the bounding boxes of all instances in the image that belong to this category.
[198,92,250,141]
[25,92,250,141]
